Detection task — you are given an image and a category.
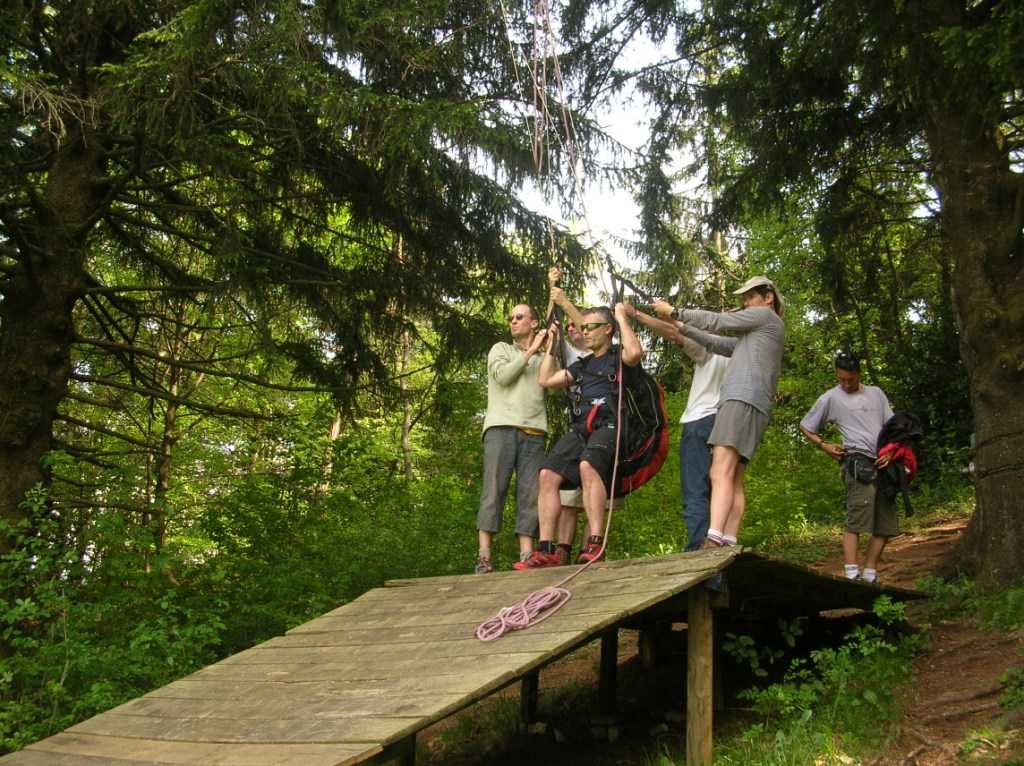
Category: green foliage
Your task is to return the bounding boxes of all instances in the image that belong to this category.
[723,633,776,679]
[715,598,920,765]
[1001,666,1024,711]
[0,489,226,751]
[918,576,1024,631]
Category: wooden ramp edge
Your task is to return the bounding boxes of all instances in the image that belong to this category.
[1,549,741,766]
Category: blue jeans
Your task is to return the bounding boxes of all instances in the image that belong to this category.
[477,426,545,537]
[680,413,715,551]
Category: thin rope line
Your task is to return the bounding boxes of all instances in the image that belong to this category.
[475,349,625,641]
[476,3,631,643]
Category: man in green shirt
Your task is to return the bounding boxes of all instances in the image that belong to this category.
[475,305,549,574]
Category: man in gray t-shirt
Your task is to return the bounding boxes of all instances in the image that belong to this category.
[800,352,895,584]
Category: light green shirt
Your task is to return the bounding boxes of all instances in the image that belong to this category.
[481,341,547,435]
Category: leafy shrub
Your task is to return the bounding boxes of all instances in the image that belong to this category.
[715,597,922,765]
[0,487,226,753]
[1001,666,1024,710]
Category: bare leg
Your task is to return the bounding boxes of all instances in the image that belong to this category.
[722,462,747,537]
[579,460,608,538]
[707,445,741,533]
[864,535,888,570]
[843,531,860,565]
[557,506,580,546]
[537,469,564,541]
[517,534,533,557]
[478,529,493,552]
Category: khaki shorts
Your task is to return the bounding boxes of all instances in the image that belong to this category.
[708,399,770,462]
[844,469,898,537]
[560,488,584,508]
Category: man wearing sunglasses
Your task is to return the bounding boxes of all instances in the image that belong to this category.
[515,302,644,569]
[545,267,591,565]
[474,304,550,574]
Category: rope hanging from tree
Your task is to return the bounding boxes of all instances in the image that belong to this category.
[476,4,641,642]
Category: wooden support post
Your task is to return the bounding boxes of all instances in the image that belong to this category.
[374,733,415,766]
[686,586,713,766]
[599,629,618,716]
[398,735,416,766]
[520,670,539,726]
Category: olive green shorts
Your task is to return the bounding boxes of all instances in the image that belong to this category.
[843,469,898,537]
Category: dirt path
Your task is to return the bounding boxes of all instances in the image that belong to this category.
[812,518,1024,765]
[422,518,1024,765]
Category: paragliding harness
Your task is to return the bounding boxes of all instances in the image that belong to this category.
[555,264,670,497]
[567,349,669,497]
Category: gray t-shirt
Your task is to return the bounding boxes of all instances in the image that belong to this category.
[679,306,785,416]
[800,384,894,457]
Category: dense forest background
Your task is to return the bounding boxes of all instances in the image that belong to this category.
[1,0,1019,752]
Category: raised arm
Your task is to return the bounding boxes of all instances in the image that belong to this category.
[679,306,777,335]
[623,302,710,364]
[538,325,573,389]
[614,303,643,366]
[651,298,737,357]
[547,267,587,329]
[679,325,738,357]
[488,330,547,386]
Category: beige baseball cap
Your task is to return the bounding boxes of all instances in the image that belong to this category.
[732,275,784,316]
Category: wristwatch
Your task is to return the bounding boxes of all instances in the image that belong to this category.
[670,307,681,320]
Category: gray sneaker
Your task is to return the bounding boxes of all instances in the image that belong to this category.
[474,555,493,575]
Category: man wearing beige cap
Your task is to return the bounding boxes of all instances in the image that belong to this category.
[653,276,785,547]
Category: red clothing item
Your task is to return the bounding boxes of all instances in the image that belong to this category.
[879,442,918,483]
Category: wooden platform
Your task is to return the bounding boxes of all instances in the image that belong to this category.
[1,549,921,766]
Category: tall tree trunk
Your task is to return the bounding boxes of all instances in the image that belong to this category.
[0,133,99,553]
[399,329,415,481]
[927,110,1024,585]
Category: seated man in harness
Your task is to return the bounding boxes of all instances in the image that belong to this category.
[515,303,644,569]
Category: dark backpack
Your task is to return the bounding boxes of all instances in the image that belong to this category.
[876,411,924,516]
[615,364,670,497]
[570,349,670,497]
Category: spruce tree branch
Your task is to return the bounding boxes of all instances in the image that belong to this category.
[69,373,276,420]
[55,414,154,449]
[83,283,230,296]
[52,474,101,490]
[105,207,217,246]
[51,451,120,470]
[75,334,257,367]
[60,500,149,513]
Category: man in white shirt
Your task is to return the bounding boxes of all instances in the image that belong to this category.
[623,303,728,549]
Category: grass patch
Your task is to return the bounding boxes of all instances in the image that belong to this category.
[917,576,1024,632]
[958,724,1024,763]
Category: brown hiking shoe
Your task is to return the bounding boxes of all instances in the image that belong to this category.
[474,555,493,574]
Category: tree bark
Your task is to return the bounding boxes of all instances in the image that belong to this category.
[926,100,1024,585]
[0,132,99,552]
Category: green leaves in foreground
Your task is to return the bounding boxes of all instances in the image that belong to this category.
[717,598,922,766]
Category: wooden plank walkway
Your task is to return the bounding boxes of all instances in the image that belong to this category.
[3,548,746,766]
